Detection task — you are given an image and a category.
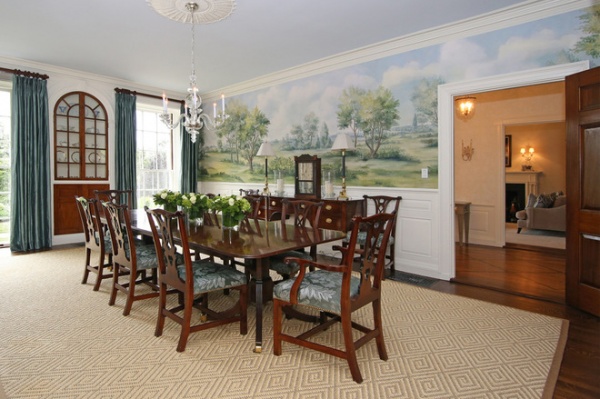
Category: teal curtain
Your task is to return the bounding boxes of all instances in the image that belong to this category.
[180,103,199,193]
[10,75,52,252]
[115,92,137,207]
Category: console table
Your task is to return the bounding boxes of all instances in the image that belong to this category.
[455,201,471,246]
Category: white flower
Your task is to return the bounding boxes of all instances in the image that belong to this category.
[228,198,235,206]
[160,192,167,199]
[190,194,197,204]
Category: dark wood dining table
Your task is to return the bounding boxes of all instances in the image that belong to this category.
[128,209,346,353]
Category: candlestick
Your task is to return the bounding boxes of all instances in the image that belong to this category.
[162,93,168,113]
[221,94,225,113]
[213,102,217,118]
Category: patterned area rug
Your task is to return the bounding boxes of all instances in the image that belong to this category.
[0,247,568,398]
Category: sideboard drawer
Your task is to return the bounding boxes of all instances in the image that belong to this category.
[319,199,363,232]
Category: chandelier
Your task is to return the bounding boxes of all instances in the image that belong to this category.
[150,0,235,143]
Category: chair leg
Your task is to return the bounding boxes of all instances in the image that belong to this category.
[341,314,363,383]
[92,250,106,291]
[517,227,522,234]
[122,269,137,316]
[273,299,283,356]
[177,293,194,352]
[373,299,388,361]
[82,248,93,285]
[108,264,120,306]
[155,285,167,338]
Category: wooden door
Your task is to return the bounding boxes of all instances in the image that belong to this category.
[565,66,600,317]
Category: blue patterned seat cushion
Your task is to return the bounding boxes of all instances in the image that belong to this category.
[273,270,361,314]
[343,231,393,246]
[177,261,247,294]
[122,239,181,270]
[269,250,313,276]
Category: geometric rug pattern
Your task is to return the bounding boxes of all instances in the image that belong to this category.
[0,247,568,399]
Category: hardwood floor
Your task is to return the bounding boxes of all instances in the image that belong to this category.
[421,244,600,399]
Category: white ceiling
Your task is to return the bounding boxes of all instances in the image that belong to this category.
[0,0,525,94]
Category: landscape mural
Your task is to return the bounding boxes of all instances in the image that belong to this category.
[198,6,600,189]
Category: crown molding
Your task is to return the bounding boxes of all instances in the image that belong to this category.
[203,0,596,101]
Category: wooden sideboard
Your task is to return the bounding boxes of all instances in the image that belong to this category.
[250,195,363,232]
[54,183,109,235]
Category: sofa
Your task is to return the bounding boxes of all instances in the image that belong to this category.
[515,192,566,233]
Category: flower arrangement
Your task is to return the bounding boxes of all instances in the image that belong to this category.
[180,193,211,219]
[152,189,181,211]
[210,194,252,228]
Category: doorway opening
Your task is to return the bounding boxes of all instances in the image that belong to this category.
[437,61,589,300]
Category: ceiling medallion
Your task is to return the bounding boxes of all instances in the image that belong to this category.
[147,0,235,24]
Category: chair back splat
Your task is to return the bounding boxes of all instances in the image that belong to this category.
[145,208,248,352]
[267,199,323,281]
[272,212,396,383]
[360,195,401,278]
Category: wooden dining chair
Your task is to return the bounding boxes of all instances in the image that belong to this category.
[343,195,401,278]
[94,189,134,209]
[273,212,395,383]
[102,202,160,316]
[146,208,248,352]
[75,196,113,291]
[268,199,323,280]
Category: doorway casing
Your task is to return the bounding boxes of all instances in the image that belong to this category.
[437,61,589,279]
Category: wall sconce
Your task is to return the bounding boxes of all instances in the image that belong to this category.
[256,141,276,194]
[520,146,534,170]
[455,96,476,118]
[462,139,475,161]
[331,133,354,199]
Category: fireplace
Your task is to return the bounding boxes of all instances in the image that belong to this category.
[506,183,525,222]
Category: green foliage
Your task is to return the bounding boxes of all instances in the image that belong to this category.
[366,147,419,162]
[421,138,438,148]
[574,5,600,58]
[269,156,295,176]
[411,77,445,128]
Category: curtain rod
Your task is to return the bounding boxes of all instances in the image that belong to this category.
[114,87,184,105]
[0,67,49,80]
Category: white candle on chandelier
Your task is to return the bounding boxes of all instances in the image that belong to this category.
[221,94,225,113]
[213,102,217,118]
[162,93,168,113]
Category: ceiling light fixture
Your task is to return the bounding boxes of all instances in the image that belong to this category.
[148,0,235,143]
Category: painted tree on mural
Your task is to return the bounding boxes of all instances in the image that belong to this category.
[242,107,270,171]
[574,5,600,58]
[359,86,400,158]
[284,112,325,150]
[337,86,366,148]
[410,77,444,130]
[215,99,270,170]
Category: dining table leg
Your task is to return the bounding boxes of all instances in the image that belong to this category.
[253,258,264,353]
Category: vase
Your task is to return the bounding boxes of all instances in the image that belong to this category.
[221,212,240,231]
[164,203,177,212]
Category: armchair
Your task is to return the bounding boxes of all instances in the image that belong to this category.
[273,212,395,383]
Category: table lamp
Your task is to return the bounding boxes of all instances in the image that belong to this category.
[256,141,276,195]
[331,133,354,199]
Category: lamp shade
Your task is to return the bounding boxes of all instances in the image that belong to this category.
[331,133,355,150]
[256,141,276,157]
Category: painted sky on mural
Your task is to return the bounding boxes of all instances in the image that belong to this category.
[204,9,590,148]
